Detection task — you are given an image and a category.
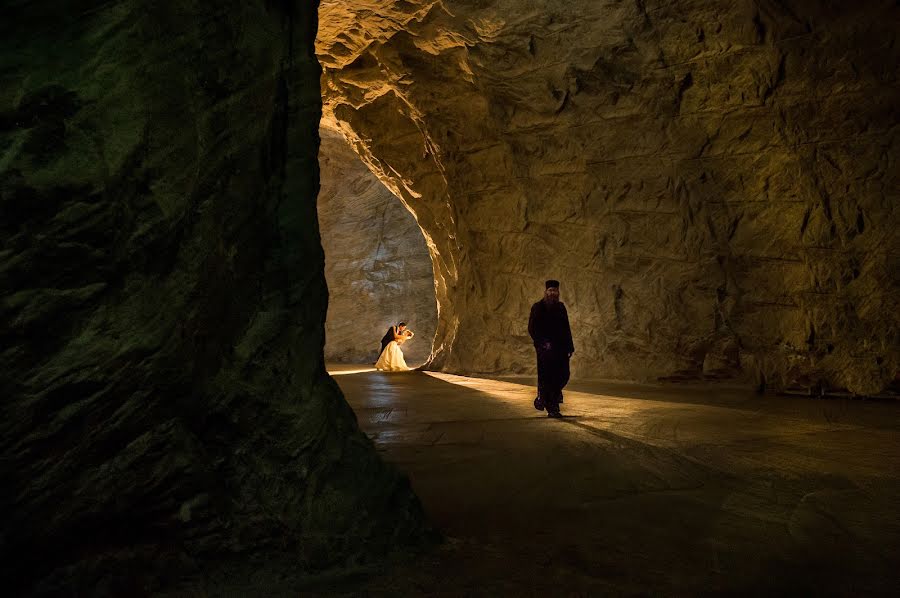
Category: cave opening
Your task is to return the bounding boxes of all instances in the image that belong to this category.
[317,124,438,368]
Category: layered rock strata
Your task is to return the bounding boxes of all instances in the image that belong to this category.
[0,2,424,594]
[318,0,900,394]
[319,127,437,365]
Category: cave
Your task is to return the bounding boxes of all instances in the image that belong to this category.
[316,0,900,391]
[2,0,899,596]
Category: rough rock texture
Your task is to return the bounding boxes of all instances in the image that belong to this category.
[317,0,900,394]
[318,127,437,365]
[0,2,424,595]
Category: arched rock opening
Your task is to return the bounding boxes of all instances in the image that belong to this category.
[317,0,900,395]
[318,126,437,365]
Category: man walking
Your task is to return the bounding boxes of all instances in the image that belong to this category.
[528,280,574,418]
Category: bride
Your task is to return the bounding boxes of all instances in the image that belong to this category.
[375,324,415,372]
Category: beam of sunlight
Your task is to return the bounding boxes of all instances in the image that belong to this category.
[421,372,844,448]
[329,366,376,376]
[424,371,539,409]
[424,371,630,418]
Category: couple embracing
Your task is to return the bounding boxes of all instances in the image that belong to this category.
[375,322,415,371]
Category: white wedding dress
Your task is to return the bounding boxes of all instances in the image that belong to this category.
[375,333,412,372]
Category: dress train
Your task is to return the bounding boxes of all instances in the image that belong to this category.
[375,340,410,371]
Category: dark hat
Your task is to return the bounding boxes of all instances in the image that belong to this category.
[545,279,560,289]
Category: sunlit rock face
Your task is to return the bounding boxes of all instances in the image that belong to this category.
[317,0,900,394]
[0,2,424,594]
[319,127,437,365]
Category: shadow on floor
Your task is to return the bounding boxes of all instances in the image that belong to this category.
[312,368,900,596]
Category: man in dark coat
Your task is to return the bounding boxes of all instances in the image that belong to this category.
[528,280,574,418]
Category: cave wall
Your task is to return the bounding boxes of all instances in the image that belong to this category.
[0,2,424,594]
[318,127,437,365]
[317,0,900,394]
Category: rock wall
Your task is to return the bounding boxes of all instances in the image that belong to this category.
[0,2,425,595]
[317,0,900,394]
[319,127,437,365]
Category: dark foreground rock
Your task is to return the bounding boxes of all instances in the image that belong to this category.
[0,2,426,595]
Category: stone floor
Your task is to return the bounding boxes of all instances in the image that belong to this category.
[316,365,900,596]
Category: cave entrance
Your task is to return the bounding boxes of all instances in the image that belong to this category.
[317,125,438,368]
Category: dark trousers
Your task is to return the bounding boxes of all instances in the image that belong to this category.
[536,347,570,413]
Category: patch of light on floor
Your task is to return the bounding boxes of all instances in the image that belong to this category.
[329,366,376,376]
[347,370,861,451]
[423,371,645,421]
[424,371,541,409]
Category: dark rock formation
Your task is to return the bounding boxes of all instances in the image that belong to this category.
[317,0,900,395]
[319,127,437,365]
[0,2,425,595]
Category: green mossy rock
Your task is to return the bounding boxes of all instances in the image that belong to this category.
[0,2,427,595]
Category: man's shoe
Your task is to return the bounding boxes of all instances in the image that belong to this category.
[547,411,562,418]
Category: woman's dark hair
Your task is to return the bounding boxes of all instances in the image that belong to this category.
[398,322,407,327]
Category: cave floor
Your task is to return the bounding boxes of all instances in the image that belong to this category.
[319,365,900,596]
